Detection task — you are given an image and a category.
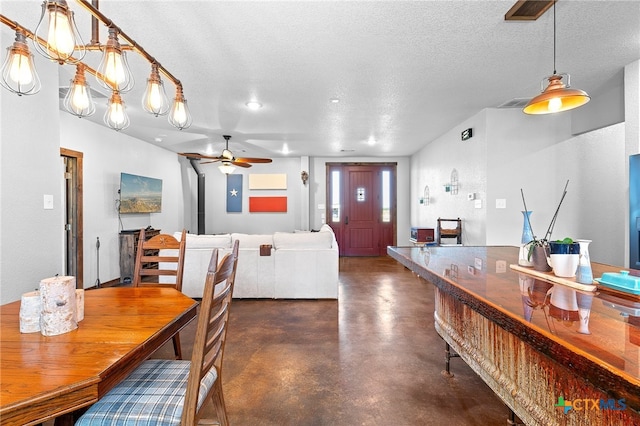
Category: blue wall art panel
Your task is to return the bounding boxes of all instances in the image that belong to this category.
[227,174,243,213]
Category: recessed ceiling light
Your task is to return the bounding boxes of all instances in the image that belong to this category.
[245,101,262,110]
[330,98,340,104]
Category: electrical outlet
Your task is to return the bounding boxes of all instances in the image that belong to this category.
[496,198,506,209]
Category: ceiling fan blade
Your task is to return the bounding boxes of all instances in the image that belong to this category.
[200,158,223,164]
[235,157,273,164]
[178,152,220,160]
[231,161,252,168]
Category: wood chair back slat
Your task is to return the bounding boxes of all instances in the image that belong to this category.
[182,239,239,425]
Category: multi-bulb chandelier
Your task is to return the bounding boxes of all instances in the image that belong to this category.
[0,0,192,131]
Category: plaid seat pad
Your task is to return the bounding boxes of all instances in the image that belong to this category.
[76,359,218,426]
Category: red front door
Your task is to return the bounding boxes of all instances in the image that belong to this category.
[327,163,396,256]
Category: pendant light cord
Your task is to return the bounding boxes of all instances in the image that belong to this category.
[553,0,557,75]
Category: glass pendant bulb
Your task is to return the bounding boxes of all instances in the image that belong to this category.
[142,63,169,116]
[168,86,192,129]
[0,31,41,96]
[105,91,130,131]
[63,64,95,117]
[33,0,85,64]
[96,28,134,93]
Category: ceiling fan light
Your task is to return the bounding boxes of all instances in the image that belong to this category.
[523,74,590,115]
[33,0,86,64]
[218,162,236,174]
[0,31,41,96]
[63,63,95,117]
[245,101,262,110]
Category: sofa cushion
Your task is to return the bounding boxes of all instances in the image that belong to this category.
[273,231,333,249]
[175,232,231,249]
[231,233,274,249]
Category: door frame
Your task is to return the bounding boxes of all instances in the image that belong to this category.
[60,148,84,288]
[326,162,397,256]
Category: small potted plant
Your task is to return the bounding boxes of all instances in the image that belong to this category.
[548,237,580,277]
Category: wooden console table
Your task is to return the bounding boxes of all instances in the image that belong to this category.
[119,228,161,283]
[388,245,640,425]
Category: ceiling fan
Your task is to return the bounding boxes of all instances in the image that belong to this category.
[178,135,273,169]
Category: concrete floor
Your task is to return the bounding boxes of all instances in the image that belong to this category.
[151,255,512,425]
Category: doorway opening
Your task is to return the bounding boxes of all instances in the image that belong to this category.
[61,148,84,288]
[326,163,397,256]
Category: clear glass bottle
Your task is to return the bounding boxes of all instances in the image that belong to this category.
[575,239,593,284]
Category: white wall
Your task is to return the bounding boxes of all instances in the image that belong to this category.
[411,106,629,266]
[411,112,488,246]
[1,38,63,304]
[60,114,185,287]
[310,156,412,246]
[485,109,626,265]
[181,157,303,235]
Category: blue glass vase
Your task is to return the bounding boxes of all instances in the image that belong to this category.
[518,211,534,266]
[521,211,534,244]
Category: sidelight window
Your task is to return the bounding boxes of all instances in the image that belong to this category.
[382,170,391,222]
[331,170,340,222]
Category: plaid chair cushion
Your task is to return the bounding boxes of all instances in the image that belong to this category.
[76,359,218,426]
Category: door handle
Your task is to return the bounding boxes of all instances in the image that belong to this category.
[345,216,349,225]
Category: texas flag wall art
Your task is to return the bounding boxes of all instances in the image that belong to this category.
[226,174,243,213]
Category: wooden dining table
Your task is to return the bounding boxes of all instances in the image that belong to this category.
[0,287,198,426]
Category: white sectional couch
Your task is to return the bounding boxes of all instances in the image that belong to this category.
[168,225,339,299]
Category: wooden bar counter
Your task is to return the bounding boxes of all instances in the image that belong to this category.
[388,245,640,426]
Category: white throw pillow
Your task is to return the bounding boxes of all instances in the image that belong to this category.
[231,233,274,249]
[175,232,232,249]
[273,231,333,249]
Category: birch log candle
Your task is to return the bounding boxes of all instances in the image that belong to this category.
[76,289,85,322]
[19,291,41,333]
[39,276,78,336]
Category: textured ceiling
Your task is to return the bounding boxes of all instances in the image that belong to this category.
[2,1,639,159]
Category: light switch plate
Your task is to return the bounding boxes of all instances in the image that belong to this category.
[474,199,482,209]
[43,194,53,210]
[474,257,482,270]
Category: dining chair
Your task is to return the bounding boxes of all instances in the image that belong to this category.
[76,240,240,426]
[133,228,187,359]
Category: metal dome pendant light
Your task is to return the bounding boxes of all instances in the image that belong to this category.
[523,1,590,115]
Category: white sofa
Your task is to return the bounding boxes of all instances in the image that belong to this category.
[166,225,339,299]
